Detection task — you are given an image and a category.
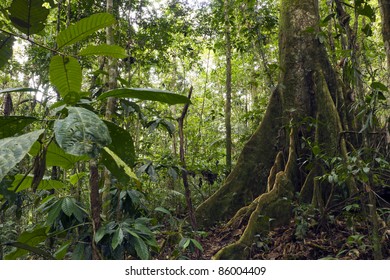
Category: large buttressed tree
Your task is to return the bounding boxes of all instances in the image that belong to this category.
[196,0,358,258]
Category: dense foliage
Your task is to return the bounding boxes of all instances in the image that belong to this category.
[0,0,389,260]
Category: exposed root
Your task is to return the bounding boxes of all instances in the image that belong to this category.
[213,129,297,259]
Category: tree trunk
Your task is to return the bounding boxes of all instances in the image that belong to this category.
[178,87,197,231]
[224,0,232,174]
[102,0,118,219]
[89,159,101,260]
[379,0,390,84]
[196,0,355,259]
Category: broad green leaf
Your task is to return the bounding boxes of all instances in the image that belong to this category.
[134,222,153,236]
[102,147,138,183]
[357,3,375,21]
[5,227,50,260]
[9,0,50,35]
[49,56,82,99]
[103,121,135,167]
[0,33,15,68]
[0,129,44,182]
[154,206,172,216]
[371,82,388,92]
[132,237,149,260]
[11,174,66,192]
[61,197,74,217]
[95,226,108,243]
[97,88,191,105]
[0,87,39,94]
[29,141,89,169]
[70,203,85,222]
[4,242,53,260]
[59,197,84,222]
[111,228,124,250]
[56,13,116,49]
[124,229,140,239]
[0,116,37,139]
[147,118,175,136]
[69,172,88,185]
[79,44,127,58]
[54,107,111,158]
[126,190,142,206]
[46,200,62,226]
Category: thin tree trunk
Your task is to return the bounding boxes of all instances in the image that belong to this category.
[102,0,118,219]
[89,159,101,260]
[379,0,390,84]
[178,86,197,231]
[224,0,232,174]
[3,93,12,116]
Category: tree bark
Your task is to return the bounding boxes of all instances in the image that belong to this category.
[379,0,390,84]
[102,0,118,219]
[89,159,101,260]
[178,86,197,231]
[224,0,232,174]
[196,0,355,259]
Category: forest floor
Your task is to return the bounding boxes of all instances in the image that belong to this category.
[195,215,390,260]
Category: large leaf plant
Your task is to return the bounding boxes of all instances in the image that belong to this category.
[0,0,189,260]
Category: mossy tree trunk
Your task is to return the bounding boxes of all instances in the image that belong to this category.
[196,0,355,259]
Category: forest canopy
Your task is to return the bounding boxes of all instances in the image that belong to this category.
[0,0,389,260]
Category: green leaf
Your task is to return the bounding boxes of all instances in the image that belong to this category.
[357,3,375,21]
[54,242,71,260]
[103,121,135,167]
[61,197,74,217]
[154,206,171,216]
[46,200,62,226]
[371,82,388,92]
[69,172,88,185]
[102,147,138,182]
[322,13,335,24]
[362,167,370,174]
[29,141,89,169]
[56,13,116,49]
[132,237,149,260]
[312,145,321,156]
[5,227,50,259]
[4,242,54,260]
[179,237,191,249]
[361,24,372,37]
[11,174,66,192]
[190,239,203,251]
[79,44,127,58]
[134,222,153,236]
[0,116,37,139]
[54,107,111,158]
[95,226,107,243]
[147,118,176,136]
[9,0,50,35]
[59,197,84,222]
[97,88,191,105]
[0,129,44,182]
[49,56,82,99]
[111,228,124,250]
[0,32,15,69]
